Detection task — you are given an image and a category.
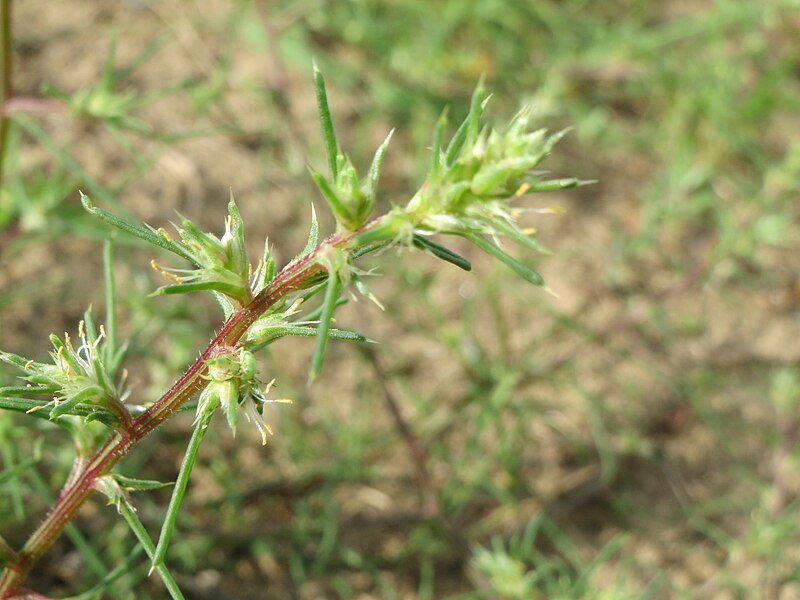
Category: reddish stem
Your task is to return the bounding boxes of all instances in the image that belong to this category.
[0,232,343,597]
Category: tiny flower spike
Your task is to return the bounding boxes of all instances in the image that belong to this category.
[356,82,593,287]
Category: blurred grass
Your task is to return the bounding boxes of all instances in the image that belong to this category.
[1,0,800,598]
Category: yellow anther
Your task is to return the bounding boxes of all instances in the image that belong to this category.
[26,405,46,414]
[78,320,85,340]
[515,182,531,197]
[24,360,34,370]
[286,297,304,316]
[521,227,537,235]
[157,227,173,241]
[151,260,184,283]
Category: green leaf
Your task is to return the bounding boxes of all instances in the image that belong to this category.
[298,204,320,259]
[0,394,120,427]
[113,474,173,491]
[103,239,120,373]
[225,194,248,272]
[462,232,545,286]
[81,194,195,264]
[313,64,340,180]
[50,386,105,418]
[213,291,237,320]
[247,324,370,354]
[309,270,343,382]
[486,218,550,254]
[412,234,472,271]
[261,241,276,286]
[0,350,31,370]
[444,112,470,168]
[466,78,487,147]
[525,177,590,193]
[152,405,215,573]
[309,167,354,225]
[116,500,185,599]
[367,129,394,199]
[152,281,246,298]
[429,109,448,181]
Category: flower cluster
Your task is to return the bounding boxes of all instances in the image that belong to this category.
[356,85,587,286]
[0,318,129,429]
[150,198,263,306]
[409,86,581,245]
[195,347,290,445]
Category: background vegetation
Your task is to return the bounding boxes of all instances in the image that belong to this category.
[1,0,799,598]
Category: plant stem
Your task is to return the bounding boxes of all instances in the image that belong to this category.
[0,229,353,597]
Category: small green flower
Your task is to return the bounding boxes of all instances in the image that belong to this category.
[0,319,129,427]
[150,197,257,305]
[195,347,291,445]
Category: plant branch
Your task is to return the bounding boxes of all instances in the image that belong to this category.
[0,227,362,597]
[0,74,578,595]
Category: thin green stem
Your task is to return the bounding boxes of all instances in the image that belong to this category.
[151,403,217,571]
